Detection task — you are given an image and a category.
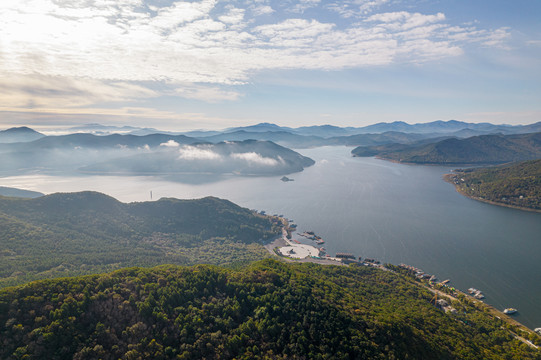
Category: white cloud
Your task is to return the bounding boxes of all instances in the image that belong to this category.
[177,145,222,160]
[0,0,512,111]
[174,84,242,102]
[0,74,157,108]
[366,11,446,30]
[251,5,274,16]
[219,6,245,24]
[160,140,180,147]
[289,0,321,14]
[328,0,389,17]
[231,152,280,166]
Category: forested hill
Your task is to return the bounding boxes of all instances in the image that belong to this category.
[447,159,541,211]
[0,192,279,288]
[352,132,541,164]
[1,260,539,359]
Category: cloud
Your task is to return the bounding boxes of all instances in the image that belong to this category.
[0,0,512,112]
[251,5,274,16]
[231,152,280,166]
[177,145,223,160]
[1,1,510,82]
[160,140,180,147]
[366,12,446,30]
[288,0,321,13]
[174,84,242,102]
[0,74,157,108]
[218,6,245,25]
[327,0,389,17]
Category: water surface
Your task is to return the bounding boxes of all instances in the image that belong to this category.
[2,146,540,328]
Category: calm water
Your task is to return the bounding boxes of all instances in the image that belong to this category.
[2,146,541,328]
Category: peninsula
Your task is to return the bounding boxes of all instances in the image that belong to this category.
[445,159,541,212]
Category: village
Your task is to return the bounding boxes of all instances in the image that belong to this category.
[264,215,387,268]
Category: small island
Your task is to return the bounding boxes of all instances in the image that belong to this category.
[280,176,294,182]
[445,159,541,212]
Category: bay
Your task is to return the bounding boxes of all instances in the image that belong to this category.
[2,146,540,329]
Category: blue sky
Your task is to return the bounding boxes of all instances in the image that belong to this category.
[1,0,540,131]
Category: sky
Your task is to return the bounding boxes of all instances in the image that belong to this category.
[1,0,540,131]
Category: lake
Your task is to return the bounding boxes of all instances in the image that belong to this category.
[2,146,540,329]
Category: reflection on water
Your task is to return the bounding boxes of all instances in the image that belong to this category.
[1,146,541,329]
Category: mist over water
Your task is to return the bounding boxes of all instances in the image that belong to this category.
[2,146,540,329]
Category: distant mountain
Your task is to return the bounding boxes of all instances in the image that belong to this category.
[2,133,198,151]
[447,159,541,211]
[67,123,145,135]
[200,130,326,148]
[0,126,44,143]
[180,129,222,137]
[198,129,451,149]
[355,120,508,134]
[188,121,541,147]
[0,191,279,287]
[224,122,293,133]
[0,133,314,177]
[0,186,44,198]
[81,140,315,176]
[328,131,436,146]
[293,124,352,138]
[352,132,541,164]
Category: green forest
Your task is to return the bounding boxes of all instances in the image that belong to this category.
[352,132,541,164]
[448,159,541,210]
[0,192,279,288]
[1,260,539,359]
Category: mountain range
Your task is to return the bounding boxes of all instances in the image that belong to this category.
[352,132,541,165]
[1,121,540,172]
[0,132,315,177]
[80,140,315,176]
[6,120,540,147]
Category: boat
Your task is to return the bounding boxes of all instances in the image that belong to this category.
[441,279,450,284]
[503,308,517,315]
[474,293,485,300]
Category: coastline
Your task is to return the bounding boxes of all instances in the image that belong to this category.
[443,174,541,214]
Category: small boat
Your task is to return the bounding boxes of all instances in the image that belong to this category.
[441,279,450,284]
[503,308,517,315]
[474,293,485,300]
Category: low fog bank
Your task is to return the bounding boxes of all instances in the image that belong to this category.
[0,136,314,178]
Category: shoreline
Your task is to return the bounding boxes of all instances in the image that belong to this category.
[443,174,541,214]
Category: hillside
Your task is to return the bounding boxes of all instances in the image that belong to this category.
[81,140,315,176]
[446,159,541,211]
[0,192,279,288]
[0,186,43,199]
[1,260,539,359]
[352,132,541,164]
[0,134,315,177]
[0,126,45,143]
